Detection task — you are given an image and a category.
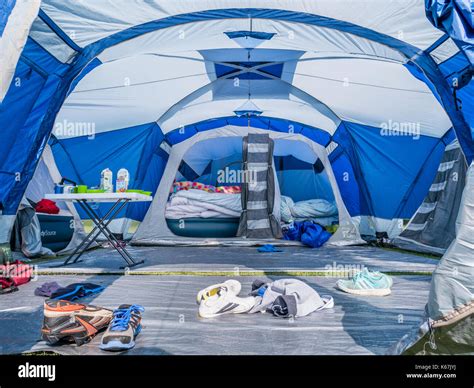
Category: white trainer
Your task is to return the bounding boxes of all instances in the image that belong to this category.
[198,284,256,318]
[196,280,242,305]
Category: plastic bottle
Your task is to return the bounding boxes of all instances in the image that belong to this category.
[100,168,113,193]
[0,243,13,265]
[116,168,130,193]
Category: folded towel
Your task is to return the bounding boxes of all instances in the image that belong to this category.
[34,282,62,297]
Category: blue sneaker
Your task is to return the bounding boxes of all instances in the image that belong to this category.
[100,304,144,351]
[336,268,393,296]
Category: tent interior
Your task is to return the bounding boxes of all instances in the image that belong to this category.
[42,42,458,245]
[164,134,338,238]
[0,0,472,356]
[5,5,466,246]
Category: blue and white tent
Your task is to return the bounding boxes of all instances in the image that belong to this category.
[0,0,473,340]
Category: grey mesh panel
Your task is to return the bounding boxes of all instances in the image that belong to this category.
[238,133,282,238]
[393,140,467,254]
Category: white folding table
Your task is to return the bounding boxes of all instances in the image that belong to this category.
[45,193,152,268]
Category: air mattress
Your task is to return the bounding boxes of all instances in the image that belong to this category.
[166,217,239,238]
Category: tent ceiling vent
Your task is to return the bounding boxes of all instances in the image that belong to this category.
[224,31,275,40]
[233,100,263,117]
[215,62,283,80]
[224,30,276,48]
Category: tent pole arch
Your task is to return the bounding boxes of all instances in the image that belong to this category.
[156,65,341,129]
[164,115,333,146]
[133,125,364,245]
[4,8,472,224]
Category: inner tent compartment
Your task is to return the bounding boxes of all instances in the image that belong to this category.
[140,127,350,243]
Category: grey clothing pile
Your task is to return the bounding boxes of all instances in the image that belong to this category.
[249,278,333,318]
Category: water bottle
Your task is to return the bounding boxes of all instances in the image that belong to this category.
[100,168,113,193]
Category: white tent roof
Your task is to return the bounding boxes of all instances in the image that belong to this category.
[39,0,447,50]
[56,48,451,138]
[26,0,450,143]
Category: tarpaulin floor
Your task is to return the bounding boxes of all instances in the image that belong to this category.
[0,273,431,355]
[34,245,438,274]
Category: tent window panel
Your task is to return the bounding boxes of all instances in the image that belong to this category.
[276,156,334,203]
[274,140,338,226]
[165,137,244,238]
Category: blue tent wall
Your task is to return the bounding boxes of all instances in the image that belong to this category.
[438,52,474,138]
[51,123,166,222]
[125,124,167,221]
[277,169,334,202]
[329,147,363,217]
[0,38,68,215]
[332,122,449,219]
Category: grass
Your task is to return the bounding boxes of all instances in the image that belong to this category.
[29,222,438,277]
[34,269,433,277]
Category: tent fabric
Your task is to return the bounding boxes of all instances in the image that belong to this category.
[1,1,474,229]
[165,116,332,147]
[427,161,474,321]
[393,140,467,255]
[0,0,40,101]
[43,6,472,161]
[0,0,472,241]
[332,122,448,220]
[392,162,474,355]
[424,0,474,157]
[38,1,448,49]
[426,0,474,65]
[59,46,448,137]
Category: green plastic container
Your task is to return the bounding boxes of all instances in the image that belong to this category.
[77,185,88,193]
[126,189,152,196]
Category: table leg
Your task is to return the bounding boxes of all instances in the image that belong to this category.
[79,200,144,268]
[58,199,127,267]
[71,199,129,264]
